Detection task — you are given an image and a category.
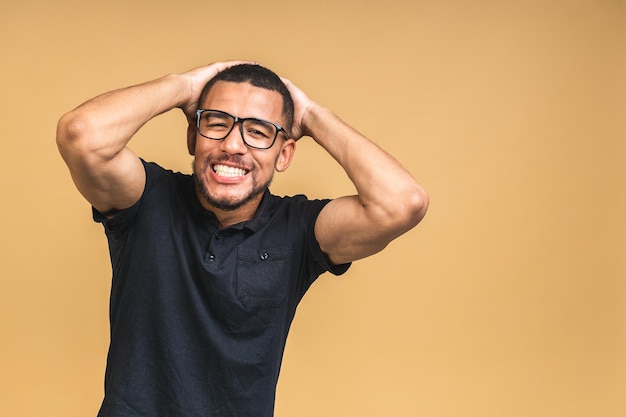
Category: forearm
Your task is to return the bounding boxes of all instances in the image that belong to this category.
[304,105,428,228]
[57,73,188,161]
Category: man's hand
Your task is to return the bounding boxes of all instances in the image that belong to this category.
[179,60,255,123]
[281,77,316,140]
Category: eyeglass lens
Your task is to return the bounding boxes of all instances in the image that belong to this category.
[198,110,277,149]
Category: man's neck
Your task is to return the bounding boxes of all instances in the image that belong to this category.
[211,206,257,228]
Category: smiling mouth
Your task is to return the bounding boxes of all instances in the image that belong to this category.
[212,164,249,177]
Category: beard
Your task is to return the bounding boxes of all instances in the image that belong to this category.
[193,157,274,212]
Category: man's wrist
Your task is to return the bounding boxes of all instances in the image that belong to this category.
[298,102,326,138]
[164,73,192,110]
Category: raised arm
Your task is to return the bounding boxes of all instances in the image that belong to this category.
[56,61,246,214]
[283,79,429,265]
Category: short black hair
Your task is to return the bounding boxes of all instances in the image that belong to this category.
[198,64,294,133]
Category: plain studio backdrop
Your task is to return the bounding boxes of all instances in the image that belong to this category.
[1,0,624,416]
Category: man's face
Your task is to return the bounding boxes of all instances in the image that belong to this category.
[190,81,295,213]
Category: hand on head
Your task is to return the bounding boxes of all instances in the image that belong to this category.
[280,77,315,140]
[180,61,316,142]
[179,60,257,123]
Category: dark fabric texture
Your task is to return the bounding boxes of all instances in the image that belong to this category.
[93,160,350,417]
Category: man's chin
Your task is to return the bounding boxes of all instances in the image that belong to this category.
[193,161,274,213]
[205,196,253,212]
[195,179,267,212]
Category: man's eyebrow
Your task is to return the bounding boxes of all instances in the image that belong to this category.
[207,111,231,119]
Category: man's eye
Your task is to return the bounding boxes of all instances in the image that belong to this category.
[208,122,229,129]
[245,121,274,138]
[247,128,270,138]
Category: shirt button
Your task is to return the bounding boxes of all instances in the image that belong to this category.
[208,255,216,262]
[215,232,222,240]
[260,252,269,260]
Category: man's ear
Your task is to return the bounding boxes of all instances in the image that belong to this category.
[275,139,296,172]
[187,122,197,155]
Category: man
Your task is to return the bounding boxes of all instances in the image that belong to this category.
[57,61,428,417]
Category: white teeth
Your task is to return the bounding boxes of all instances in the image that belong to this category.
[213,164,247,177]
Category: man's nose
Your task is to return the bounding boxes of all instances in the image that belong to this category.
[219,123,248,154]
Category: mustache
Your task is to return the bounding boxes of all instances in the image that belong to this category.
[215,153,245,165]
[201,154,252,171]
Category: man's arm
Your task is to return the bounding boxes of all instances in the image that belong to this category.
[56,61,246,214]
[283,79,429,265]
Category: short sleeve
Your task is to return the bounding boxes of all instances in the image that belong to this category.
[92,159,159,237]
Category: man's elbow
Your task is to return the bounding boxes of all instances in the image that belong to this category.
[379,184,428,237]
[402,184,429,229]
[367,184,429,239]
[56,111,101,161]
[57,112,83,152]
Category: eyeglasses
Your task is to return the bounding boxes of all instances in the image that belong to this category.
[196,109,288,150]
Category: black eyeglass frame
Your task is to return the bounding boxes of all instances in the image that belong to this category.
[195,109,288,150]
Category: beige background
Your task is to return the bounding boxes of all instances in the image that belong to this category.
[1,0,624,416]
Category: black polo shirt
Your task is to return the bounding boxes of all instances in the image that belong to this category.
[93,160,350,417]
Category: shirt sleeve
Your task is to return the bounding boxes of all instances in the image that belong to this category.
[92,159,158,237]
[307,200,351,277]
[286,195,351,280]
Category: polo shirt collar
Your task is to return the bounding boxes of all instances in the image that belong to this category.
[190,182,272,233]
